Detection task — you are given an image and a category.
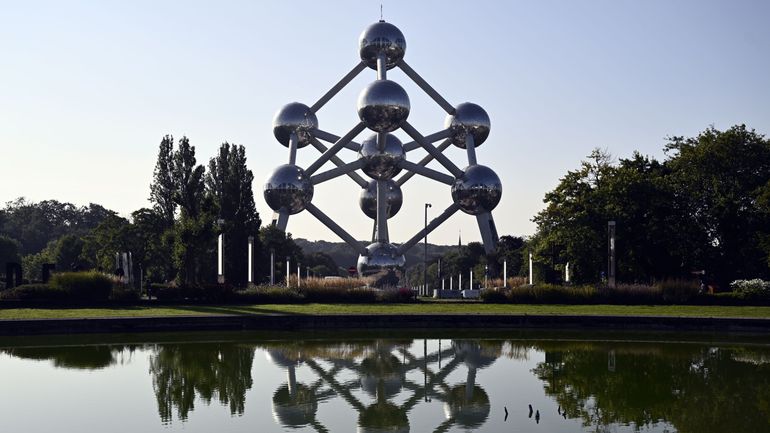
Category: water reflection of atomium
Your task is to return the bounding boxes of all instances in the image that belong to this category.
[264,20,502,287]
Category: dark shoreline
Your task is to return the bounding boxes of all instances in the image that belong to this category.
[2,313,770,336]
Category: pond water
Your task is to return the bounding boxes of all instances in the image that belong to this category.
[1,330,769,433]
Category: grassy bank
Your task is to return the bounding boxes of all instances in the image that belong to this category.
[2,302,770,320]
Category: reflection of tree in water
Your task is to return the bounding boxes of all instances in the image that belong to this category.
[531,342,770,433]
[149,343,254,423]
[3,346,132,370]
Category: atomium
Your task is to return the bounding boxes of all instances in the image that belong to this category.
[359,21,406,69]
[357,80,410,132]
[263,164,313,215]
[359,133,404,180]
[273,102,318,148]
[360,180,402,219]
[265,20,503,289]
[451,165,502,215]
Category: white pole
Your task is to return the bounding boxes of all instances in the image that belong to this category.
[469,270,473,290]
[217,234,224,277]
[270,250,275,285]
[450,276,453,291]
[529,252,533,285]
[565,262,570,283]
[297,264,301,287]
[247,236,253,284]
[503,260,507,288]
[286,258,290,288]
[459,273,462,291]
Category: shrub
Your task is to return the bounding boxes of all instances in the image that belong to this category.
[378,287,415,303]
[508,284,597,304]
[109,285,141,302]
[0,284,67,301]
[604,283,662,304]
[148,283,180,301]
[233,286,304,303]
[480,288,508,303]
[657,278,699,304]
[730,279,770,300]
[50,271,113,301]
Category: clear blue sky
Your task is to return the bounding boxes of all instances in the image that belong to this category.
[2,0,769,245]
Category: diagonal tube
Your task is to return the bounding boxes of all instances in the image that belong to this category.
[305,122,366,176]
[402,128,452,152]
[309,137,368,187]
[401,122,464,178]
[397,59,455,114]
[397,160,454,185]
[311,129,361,151]
[310,159,366,185]
[397,203,461,255]
[306,202,368,256]
[396,139,453,186]
[310,61,367,113]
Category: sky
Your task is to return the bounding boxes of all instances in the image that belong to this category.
[2,0,769,246]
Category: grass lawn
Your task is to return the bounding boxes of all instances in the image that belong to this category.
[2,302,770,320]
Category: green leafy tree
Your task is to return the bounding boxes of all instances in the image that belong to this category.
[149,135,178,226]
[0,235,21,267]
[206,143,262,286]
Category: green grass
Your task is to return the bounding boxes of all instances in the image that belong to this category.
[2,301,770,320]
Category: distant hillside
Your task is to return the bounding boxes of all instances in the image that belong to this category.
[294,238,457,270]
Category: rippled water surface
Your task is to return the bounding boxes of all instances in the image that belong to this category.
[1,330,769,432]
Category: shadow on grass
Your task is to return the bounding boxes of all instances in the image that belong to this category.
[173,305,310,316]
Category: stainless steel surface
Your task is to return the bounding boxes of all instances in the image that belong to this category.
[356,242,406,288]
[309,137,368,187]
[359,21,406,70]
[445,102,490,148]
[310,61,367,113]
[475,212,499,254]
[310,159,366,185]
[359,179,402,219]
[397,59,455,114]
[359,133,404,180]
[263,164,314,215]
[465,134,477,165]
[305,122,366,175]
[451,165,502,215]
[305,202,368,256]
[273,102,318,148]
[311,129,361,151]
[401,121,463,178]
[402,128,452,152]
[397,159,454,185]
[357,80,410,133]
[396,139,453,186]
[375,180,390,242]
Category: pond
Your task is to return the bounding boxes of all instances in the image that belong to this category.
[1,330,769,432]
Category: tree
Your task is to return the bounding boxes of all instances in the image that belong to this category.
[304,252,339,277]
[171,137,215,285]
[0,235,21,276]
[206,143,262,286]
[150,135,178,226]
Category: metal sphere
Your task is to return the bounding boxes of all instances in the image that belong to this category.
[359,21,406,70]
[357,80,410,133]
[273,102,318,148]
[357,242,406,288]
[359,133,404,180]
[272,384,318,428]
[444,103,490,148]
[451,165,502,215]
[360,180,403,219]
[263,164,313,215]
[443,385,490,429]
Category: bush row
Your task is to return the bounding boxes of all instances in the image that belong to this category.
[480,279,726,305]
[0,271,140,303]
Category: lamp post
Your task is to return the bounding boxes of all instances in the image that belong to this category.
[424,203,432,296]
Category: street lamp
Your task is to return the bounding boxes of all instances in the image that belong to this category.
[424,203,431,296]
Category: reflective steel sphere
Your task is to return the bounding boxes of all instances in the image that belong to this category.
[357,242,406,288]
[451,165,502,215]
[359,133,404,180]
[272,383,318,428]
[357,80,410,133]
[444,103,490,148]
[360,180,403,219]
[263,164,313,214]
[273,102,318,148]
[359,21,406,70]
[443,385,490,429]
